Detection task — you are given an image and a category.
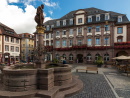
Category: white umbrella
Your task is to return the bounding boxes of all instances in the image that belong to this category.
[116,55,129,60]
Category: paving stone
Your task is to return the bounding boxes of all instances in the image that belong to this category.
[67,72,116,98]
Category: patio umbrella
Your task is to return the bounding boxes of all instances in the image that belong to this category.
[116,55,130,60]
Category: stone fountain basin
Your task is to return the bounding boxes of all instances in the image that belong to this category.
[3,64,72,91]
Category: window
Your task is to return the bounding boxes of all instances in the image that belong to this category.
[70,19,73,25]
[62,54,66,60]
[78,28,82,35]
[96,15,100,21]
[88,27,92,33]
[95,54,100,60]
[51,25,54,29]
[16,47,19,52]
[11,38,14,43]
[78,18,82,23]
[56,54,60,60]
[22,34,24,37]
[117,27,123,34]
[104,54,109,61]
[69,40,73,46]
[105,25,110,31]
[16,39,19,43]
[56,41,60,47]
[95,38,100,45]
[104,37,109,45]
[62,30,66,35]
[56,31,60,36]
[62,40,66,47]
[105,14,109,20]
[117,36,123,42]
[88,16,92,22]
[69,29,73,35]
[118,16,122,22]
[87,54,92,61]
[63,20,66,26]
[69,54,73,60]
[46,25,50,31]
[77,39,82,45]
[5,45,9,51]
[46,34,49,39]
[87,39,92,46]
[56,21,60,26]
[46,41,49,46]
[96,26,100,32]
[10,46,14,52]
[5,36,9,42]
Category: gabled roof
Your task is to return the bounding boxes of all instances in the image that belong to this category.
[44,7,129,26]
[0,22,21,38]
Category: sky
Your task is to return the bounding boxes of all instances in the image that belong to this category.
[0,0,130,34]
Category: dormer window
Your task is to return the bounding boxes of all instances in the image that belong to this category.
[118,16,122,22]
[105,14,109,20]
[78,18,82,23]
[70,19,73,25]
[56,21,60,26]
[88,16,92,22]
[63,20,66,26]
[46,25,50,31]
[96,15,100,21]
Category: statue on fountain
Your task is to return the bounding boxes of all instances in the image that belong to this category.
[35,4,44,26]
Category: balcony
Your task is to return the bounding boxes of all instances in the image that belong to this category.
[114,42,130,49]
[54,45,112,51]
[56,35,60,39]
[62,35,67,38]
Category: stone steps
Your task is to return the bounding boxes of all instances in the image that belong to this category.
[55,76,83,98]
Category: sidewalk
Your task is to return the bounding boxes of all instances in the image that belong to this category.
[67,64,130,98]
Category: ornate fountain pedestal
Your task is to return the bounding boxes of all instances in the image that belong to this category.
[35,26,46,68]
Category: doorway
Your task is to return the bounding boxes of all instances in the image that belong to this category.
[77,54,83,63]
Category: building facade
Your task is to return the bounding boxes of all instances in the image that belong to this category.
[18,33,34,62]
[35,7,130,63]
[0,23,21,65]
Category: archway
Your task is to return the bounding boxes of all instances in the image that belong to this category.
[116,51,128,57]
[77,54,83,63]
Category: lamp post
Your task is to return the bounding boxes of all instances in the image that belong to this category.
[104,21,108,68]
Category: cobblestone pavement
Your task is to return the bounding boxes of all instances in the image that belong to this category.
[68,64,130,98]
[104,72,130,98]
[67,72,116,98]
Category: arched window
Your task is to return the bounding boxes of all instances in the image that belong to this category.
[104,54,109,61]
[56,54,60,60]
[62,54,66,60]
[95,53,100,60]
[87,53,92,61]
[69,54,73,60]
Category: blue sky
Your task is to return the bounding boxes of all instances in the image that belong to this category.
[0,0,130,34]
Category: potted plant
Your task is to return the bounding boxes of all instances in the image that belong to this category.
[96,56,104,67]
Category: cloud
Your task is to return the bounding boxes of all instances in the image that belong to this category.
[8,0,19,3]
[0,0,52,34]
[48,10,53,15]
[41,0,58,7]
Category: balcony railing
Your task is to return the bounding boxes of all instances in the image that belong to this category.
[114,42,130,49]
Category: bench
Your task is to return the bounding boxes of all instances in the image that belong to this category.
[76,67,98,74]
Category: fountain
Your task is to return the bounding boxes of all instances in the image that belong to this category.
[0,4,83,98]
